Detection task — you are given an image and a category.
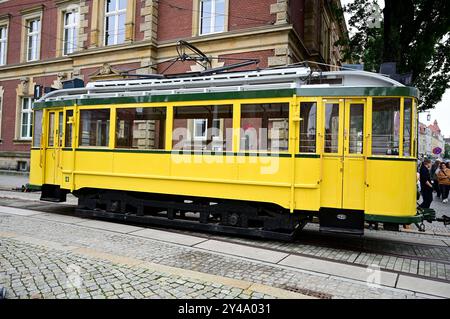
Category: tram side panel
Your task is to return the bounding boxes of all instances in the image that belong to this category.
[294,157,321,212]
[366,159,417,218]
[29,149,42,186]
[70,151,293,210]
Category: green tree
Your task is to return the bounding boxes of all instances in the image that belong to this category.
[337,0,450,111]
[445,143,450,159]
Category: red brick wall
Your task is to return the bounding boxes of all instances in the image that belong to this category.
[135,0,145,41]
[0,0,58,63]
[0,79,22,152]
[84,0,94,48]
[0,74,56,152]
[218,49,273,71]
[157,0,277,42]
[157,49,273,75]
[157,60,197,75]
[290,0,305,39]
[157,0,193,42]
[228,0,276,31]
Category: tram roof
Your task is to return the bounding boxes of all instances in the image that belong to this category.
[34,67,419,109]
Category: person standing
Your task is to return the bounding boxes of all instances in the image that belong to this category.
[419,159,434,209]
[431,160,441,199]
[437,162,450,203]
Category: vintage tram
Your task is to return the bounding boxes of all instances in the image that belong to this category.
[29,66,431,239]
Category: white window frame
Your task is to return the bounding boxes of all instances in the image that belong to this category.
[20,97,34,140]
[193,119,208,141]
[0,25,7,66]
[26,18,40,62]
[199,0,226,35]
[211,118,224,141]
[104,0,127,46]
[63,9,79,55]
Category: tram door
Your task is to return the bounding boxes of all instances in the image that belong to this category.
[44,110,64,185]
[321,99,366,210]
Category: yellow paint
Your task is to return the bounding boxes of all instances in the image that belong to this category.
[31,95,418,218]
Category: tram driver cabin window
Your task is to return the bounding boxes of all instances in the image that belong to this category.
[79,109,110,147]
[240,103,289,152]
[372,98,401,156]
[403,98,413,157]
[116,107,166,150]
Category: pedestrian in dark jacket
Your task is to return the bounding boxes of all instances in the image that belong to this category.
[419,159,433,209]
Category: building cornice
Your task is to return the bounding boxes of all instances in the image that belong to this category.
[68,40,157,58]
[0,13,11,20]
[157,24,292,48]
[0,25,294,77]
[20,4,45,15]
[54,0,79,5]
[0,56,72,73]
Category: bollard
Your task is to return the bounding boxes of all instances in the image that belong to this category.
[0,287,6,299]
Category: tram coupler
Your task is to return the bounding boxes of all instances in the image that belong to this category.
[436,215,450,226]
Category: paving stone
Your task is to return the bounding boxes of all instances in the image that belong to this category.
[0,208,444,300]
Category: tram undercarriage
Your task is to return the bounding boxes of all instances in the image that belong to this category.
[70,188,312,241]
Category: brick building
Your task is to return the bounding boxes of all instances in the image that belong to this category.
[0,0,348,171]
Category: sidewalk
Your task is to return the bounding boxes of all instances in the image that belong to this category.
[0,172,29,191]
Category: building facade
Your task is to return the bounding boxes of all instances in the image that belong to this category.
[418,120,446,159]
[0,0,348,171]
[418,122,431,159]
[428,120,445,158]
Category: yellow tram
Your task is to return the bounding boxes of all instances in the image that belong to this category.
[29,66,426,238]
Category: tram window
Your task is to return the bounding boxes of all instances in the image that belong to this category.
[79,109,110,147]
[65,110,73,148]
[403,99,412,156]
[299,102,317,153]
[324,103,340,153]
[372,98,400,156]
[116,107,166,150]
[349,104,364,154]
[48,112,55,147]
[58,112,64,147]
[33,110,43,148]
[172,105,233,152]
[240,103,289,152]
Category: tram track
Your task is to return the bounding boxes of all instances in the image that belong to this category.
[0,195,449,284]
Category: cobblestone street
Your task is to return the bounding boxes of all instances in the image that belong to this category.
[0,176,449,300]
[2,238,278,299]
[1,194,449,299]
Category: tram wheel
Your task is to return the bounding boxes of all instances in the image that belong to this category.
[383,223,399,232]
